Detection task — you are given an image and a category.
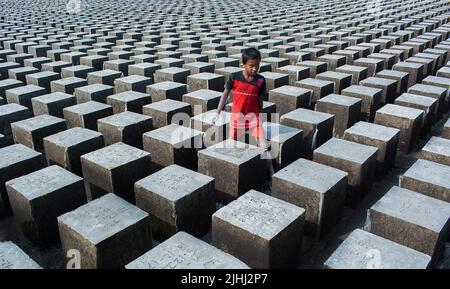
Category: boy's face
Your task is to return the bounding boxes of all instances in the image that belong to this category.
[243,59,260,76]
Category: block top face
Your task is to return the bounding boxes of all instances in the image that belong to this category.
[342,85,383,96]
[81,142,149,170]
[5,165,82,200]
[423,75,450,86]
[0,241,42,269]
[317,71,352,80]
[337,65,368,73]
[0,78,23,86]
[215,66,243,73]
[397,93,437,107]
[376,104,424,119]
[297,78,334,87]
[0,103,28,115]
[191,110,231,126]
[277,65,309,72]
[262,122,302,143]
[89,69,123,77]
[189,72,223,80]
[135,164,213,202]
[108,91,149,102]
[44,127,102,147]
[6,84,45,95]
[99,111,151,127]
[27,71,59,78]
[403,159,450,189]
[33,92,74,103]
[75,84,113,93]
[0,144,41,168]
[198,139,264,165]
[259,71,288,79]
[282,108,334,124]
[274,158,347,194]
[408,83,447,95]
[183,89,222,100]
[144,99,189,112]
[12,114,65,131]
[315,137,378,164]
[376,69,409,78]
[361,77,397,86]
[345,121,399,142]
[148,81,186,91]
[53,77,85,85]
[394,61,423,69]
[64,101,111,114]
[324,229,431,269]
[125,231,249,269]
[115,75,150,83]
[270,85,311,96]
[213,190,305,240]
[317,93,361,106]
[144,123,202,144]
[58,193,149,245]
[421,136,450,155]
[371,186,450,233]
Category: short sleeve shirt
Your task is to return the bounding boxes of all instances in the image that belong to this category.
[224,71,266,129]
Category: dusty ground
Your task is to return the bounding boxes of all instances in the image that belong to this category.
[1,111,449,269]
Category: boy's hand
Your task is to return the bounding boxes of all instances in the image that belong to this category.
[211,111,220,124]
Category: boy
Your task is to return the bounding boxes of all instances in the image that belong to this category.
[212,48,274,179]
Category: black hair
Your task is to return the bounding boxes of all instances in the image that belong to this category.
[242,48,261,64]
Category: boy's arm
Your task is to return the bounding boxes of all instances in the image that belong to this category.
[216,89,230,114]
[258,78,266,112]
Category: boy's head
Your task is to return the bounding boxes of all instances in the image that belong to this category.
[242,48,261,76]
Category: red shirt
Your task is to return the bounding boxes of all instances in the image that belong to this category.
[225,71,266,129]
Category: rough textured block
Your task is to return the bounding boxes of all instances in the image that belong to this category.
[154,67,190,84]
[400,159,450,203]
[212,190,305,268]
[275,65,309,86]
[272,158,347,239]
[316,71,352,94]
[418,136,450,166]
[125,232,249,269]
[74,84,114,104]
[295,78,334,105]
[392,62,424,88]
[0,78,23,98]
[43,127,104,176]
[182,89,222,115]
[269,85,311,116]
[324,229,431,269]
[26,71,60,93]
[0,242,42,269]
[262,122,303,169]
[190,110,231,146]
[143,124,203,170]
[6,165,86,247]
[374,104,423,153]
[11,114,67,152]
[114,75,152,93]
[63,101,113,131]
[369,186,450,263]
[259,71,289,96]
[443,117,450,139]
[313,138,378,205]
[0,144,45,216]
[187,72,225,92]
[198,140,265,202]
[146,81,187,102]
[31,92,77,118]
[344,121,399,176]
[375,69,409,95]
[280,108,334,155]
[421,76,450,110]
[336,65,368,85]
[106,91,151,114]
[315,94,362,138]
[143,99,191,129]
[5,84,47,109]
[360,77,398,104]
[341,85,383,122]
[80,142,152,202]
[394,93,438,132]
[407,83,447,116]
[0,103,30,143]
[58,193,152,269]
[97,111,153,148]
[87,69,123,86]
[135,164,214,241]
